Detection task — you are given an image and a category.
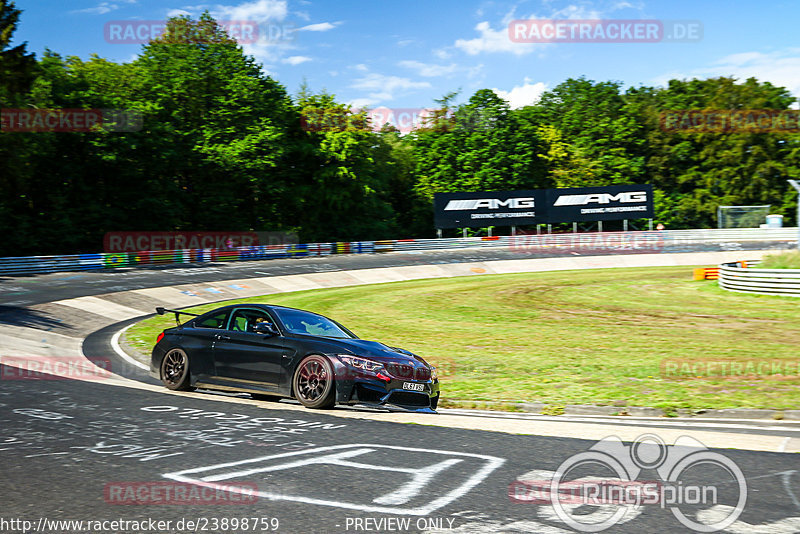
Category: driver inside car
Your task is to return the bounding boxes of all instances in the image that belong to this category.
[246,316,271,332]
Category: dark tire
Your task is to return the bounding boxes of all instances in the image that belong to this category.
[251,393,282,402]
[160,348,193,391]
[293,355,335,409]
[430,394,440,411]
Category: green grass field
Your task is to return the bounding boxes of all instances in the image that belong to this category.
[126,266,800,414]
[759,250,800,269]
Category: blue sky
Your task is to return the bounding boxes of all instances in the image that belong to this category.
[12,0,800,109]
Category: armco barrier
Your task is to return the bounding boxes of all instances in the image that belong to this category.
[0,228,795,276]
[718,260,800,297]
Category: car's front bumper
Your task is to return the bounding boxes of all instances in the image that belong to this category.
[331,359,440,412]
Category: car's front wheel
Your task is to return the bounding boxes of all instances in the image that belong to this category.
[293,355,335,409]
[430,393,440,410]
[160,348,193,391]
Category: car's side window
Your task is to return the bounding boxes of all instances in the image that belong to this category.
[195,311,229,329]
[228,309,274,333]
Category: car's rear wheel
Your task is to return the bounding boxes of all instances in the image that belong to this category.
[160,348,193,391]
[293,355,335,409]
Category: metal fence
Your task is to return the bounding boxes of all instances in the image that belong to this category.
[718,260,800,297]
[0,227,796,277]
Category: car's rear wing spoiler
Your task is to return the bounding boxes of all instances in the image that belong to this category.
[156,307,200,326]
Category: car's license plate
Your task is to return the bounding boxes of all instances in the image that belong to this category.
[402,382,425,392]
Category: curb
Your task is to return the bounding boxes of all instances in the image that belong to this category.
[445,400,800,421]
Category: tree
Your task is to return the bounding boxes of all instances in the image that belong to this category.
[129,12,296,232]
[292,90,398,240]
[413,89,548,196]
[0,0,36,103]
[642,77,799,227]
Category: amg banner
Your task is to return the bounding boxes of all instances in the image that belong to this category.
[434,185,654,228]
[545,184,654,223]
[434,190,545,229]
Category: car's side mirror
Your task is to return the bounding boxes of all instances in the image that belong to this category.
[253,322,279,336]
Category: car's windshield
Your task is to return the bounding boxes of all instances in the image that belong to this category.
[274,309,355,339]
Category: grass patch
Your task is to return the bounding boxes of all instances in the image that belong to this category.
[127,266,800,412]
[759,250,800,269]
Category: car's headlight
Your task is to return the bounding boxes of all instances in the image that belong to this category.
[431,366,438,380]
[338,355,385,372]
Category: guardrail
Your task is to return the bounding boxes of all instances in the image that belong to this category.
[0,227,796,277]
[718,260,800,297]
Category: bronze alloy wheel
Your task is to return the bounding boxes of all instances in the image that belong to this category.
[160,348,192,391]
[293,355,335,409]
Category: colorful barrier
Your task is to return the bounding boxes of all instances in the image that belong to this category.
[0,228,795,276]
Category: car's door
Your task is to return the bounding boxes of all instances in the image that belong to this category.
[178,309,231,380]
[212,307,285,387]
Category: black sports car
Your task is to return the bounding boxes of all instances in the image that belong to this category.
[150,304,439,412]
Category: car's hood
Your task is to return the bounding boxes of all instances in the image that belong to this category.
[321,337,430,367]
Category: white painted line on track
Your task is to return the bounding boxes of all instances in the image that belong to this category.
[111,324,148,371]
[439,409,800,433]
[164,444,505,516]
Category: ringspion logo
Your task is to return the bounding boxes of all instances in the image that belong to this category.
[510,434,746,532]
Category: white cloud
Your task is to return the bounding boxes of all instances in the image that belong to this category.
[350,73,431,104]
[349,97,379,109]
[213,0,288,22]
[352,63,369,72]
[452,3,615,57]
[433,48,452,60]
[548,4,603,20]
[455,21,540,56]
[398,60,459,77]
[351,73,431,93]
[652,48,800,101]
[72,1,134,15]
[283,55,311,65]
[298,22,339,32]
[166,9,192,17]
[493,78,548,109]
[610,1,645,11]
[293,10,311,21]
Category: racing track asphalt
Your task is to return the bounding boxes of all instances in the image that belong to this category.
[2,246,800,532]
[2,365,800,533]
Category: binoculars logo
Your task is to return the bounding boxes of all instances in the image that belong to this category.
[548,434,747,532]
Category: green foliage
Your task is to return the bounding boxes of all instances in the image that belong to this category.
[1,7,799,255]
